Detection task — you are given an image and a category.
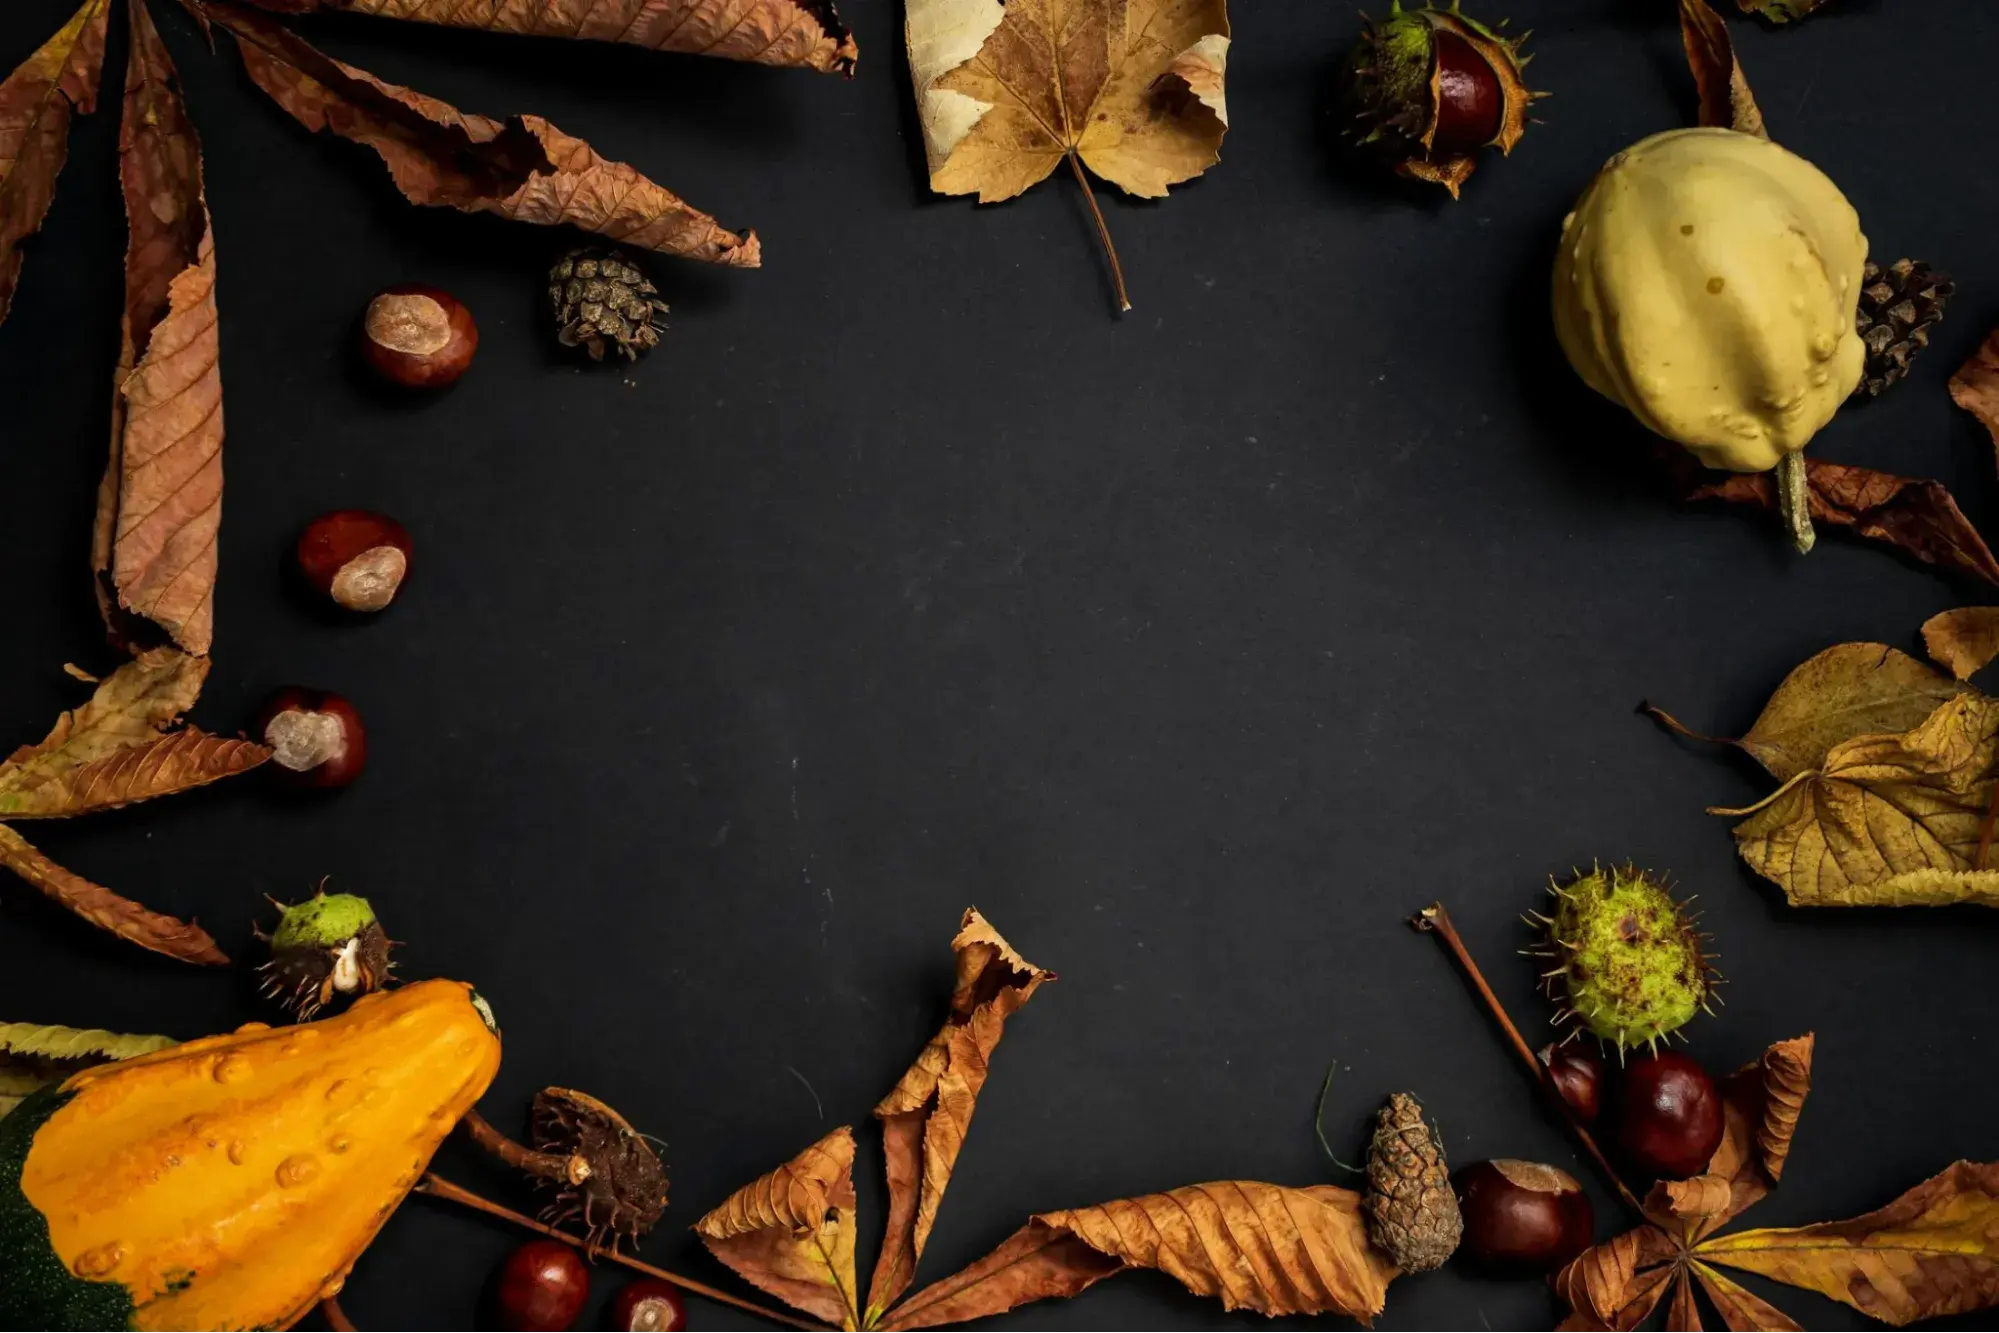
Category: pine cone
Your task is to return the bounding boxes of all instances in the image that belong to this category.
[548,247,669,362]
[1853,258,1953,399]
[1364,1092,1462,1273]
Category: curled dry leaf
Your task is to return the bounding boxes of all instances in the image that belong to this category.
[238,0,857,74]
[1752,1035,1812,1182]
[208,2,760,266]
[0,1019,175,1117]
[0,728,271,820]
[93,0,226,658]
[884,1181,1392,1330]
[1655,1174,1733,1223]
[695,1127,861,1329]
[0,0,111,330]
[1923,608,1999,682]
[0,823,227,964]
[1552,1228,1678,1330]
[1950,329,1999,473]
[0,648,208,787]
[1680,0,1764,137]
[866,907,1053,1319]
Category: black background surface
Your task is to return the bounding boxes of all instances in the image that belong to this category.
[4,0,1999,1328]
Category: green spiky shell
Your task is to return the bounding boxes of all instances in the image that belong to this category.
[1539,865,1713,1051]
[271,892,376,950]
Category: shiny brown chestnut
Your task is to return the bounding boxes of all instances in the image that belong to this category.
[493,1239,589,1332]
[256,688,366,789]
[1613,1050,1724,1182]
[1538,1041,1604,1125]
[1454,1159,1595,1274]
[606,1278,687,1331]
[297,510,412,613]
[1431,29,1503,155]
[360,284,477,389]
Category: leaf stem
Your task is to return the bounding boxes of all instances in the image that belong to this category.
[1411,903,1646,1216]
[1776,452,1815,555]
[320,1296,356,1331]
[1313,1064,1363,1175]
[1066,152,1132,315]
[416,1173,827,1332]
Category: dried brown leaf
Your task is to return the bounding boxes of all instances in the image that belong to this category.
[1952,330,1999,473]
[694,1127,861,1329]
[1752,1035,1812,1183]
[1658,1174,1734,1224]
[0,728,269,819]
[1923,608,1999,682]
[238,0,856,74]
[97,0,224,657]
[0,0,112,330]
[1734,0,1831,24]
[1692,1262,1804,1332]
[0,824,226,964]
[1553,1227,1680,1327]
[1723,643,1971,783]
[1666,1268,1704,1331]
[0,648,208,788]
[0,1020,175,1118]
[883,1181,1393,1330]
[1682,460,1999,590]
[1696,1161,1999,1326]
[866,907,1054,1319]
[208,3,758,266]
[1680,0,1764,136]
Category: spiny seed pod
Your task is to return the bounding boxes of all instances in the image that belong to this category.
[1341,1,1539,197]
[531,1088,668,1253]
[1530,864,1717,1055]
[256,888,394,1020]
[1363,1092,1462,1272]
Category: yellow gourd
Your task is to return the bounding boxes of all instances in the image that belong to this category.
[2,978,501,1330]
[1553,127,1867,548]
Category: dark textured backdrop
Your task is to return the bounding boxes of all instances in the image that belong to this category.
[4,0,1998,1327]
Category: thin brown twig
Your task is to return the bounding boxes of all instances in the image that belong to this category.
[319,1296,356,1331]
[1411,902,1647,1216]
[458,1108,583,1184]
[416,1173,826,1332]
[1066,152,1132,314]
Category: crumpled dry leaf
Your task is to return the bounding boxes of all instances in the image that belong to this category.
[1699,1161,1999,1326]
[867,907,1053,1319]
[695,1127,861,1330]
[0,1019,175,1118]
[1552,1228,1678,1330]
[96,0,224,658]
[1681,0,1764,137]
[1924,608,1999,682]
[882,1181,1393,1330]
[237,0,857,74]
[0,647,208,785]
[1950,330,1999,473]
[0,823,227,964]
[0,728,270,819]
[1733,0,1832,25]
[0,0,111,331]
[209,2,760,266]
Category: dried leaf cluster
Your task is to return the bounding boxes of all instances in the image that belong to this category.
[695,908,1398,1330]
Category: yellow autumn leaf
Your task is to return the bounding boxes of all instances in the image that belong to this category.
[1923,607,1999,682]
[0,1020,175,1118]
[1732,643,1969,782]
[694,1127,862,1330]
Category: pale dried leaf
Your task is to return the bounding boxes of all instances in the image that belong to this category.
[99,0,223,656]
[1692,1263,1804,1332]
[0,729,269,819]
[1924,609,1999,682]
[883,1182,1393,1329]
[0,824,227,964]
[1734,643,1968,783]
[1950,329,1999,474]
[0,649,208,793]
[211,4,759,265]
[1754,1035,1812,1182]
[908,0,1230,202]
[1697,1161,1999,1326]
[866,907,1053,1318]
[694,1127,860,1329]
[1553,1227,1679,1326]
[0,1020,174,1118]
[0,0,111,329]
[1659,1174,1734,1223]
[1680,0,1764,137]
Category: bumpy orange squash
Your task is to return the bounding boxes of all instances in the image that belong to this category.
[1,978,501,1329]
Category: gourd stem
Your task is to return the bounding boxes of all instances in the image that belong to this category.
[1777,451,1815,554]
[1411,903,1647,1216]
[458,1108,583,1184]
[416,1173,827,1332]
[319,1296,356,1331]
[1067,152,1132,315]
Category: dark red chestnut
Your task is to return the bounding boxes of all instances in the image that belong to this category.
[297,510,412,613]
[1538,1041,1603,1125]
[494,1239,589,1332]
[1454,1159,1595,1274]
[606,1278,687,1331]
[1431,30,1503,155]
[256,688,366,789]
[1612,1050,1724,1182]
[360,283,477,389]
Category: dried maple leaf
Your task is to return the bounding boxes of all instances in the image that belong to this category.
[1951,329,1999,473]
[0,651,268,963]
[1922,608,1999,682]
[234,0,856,74]
[0,1019,175,1117]
[905,0,1230,312]
[0,0,111,331]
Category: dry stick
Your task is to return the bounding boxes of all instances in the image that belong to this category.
[1411,902,1647,1216]
[416,1174,825,1332]
[458,1108,584,1184]
[319,1296,357,1331]
[1066,152,1132,314]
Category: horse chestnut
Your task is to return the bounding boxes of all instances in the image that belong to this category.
[1612,1050,1724,1181]
[256,688,367,789]
[1454,1159,1594,1274]
[494,1239,589,1331]
[1431,30,1503,155]
[606,1278,687,1331]
[1538,1041,1603,1125]
[360,283,477,389]
[297,510,411,612]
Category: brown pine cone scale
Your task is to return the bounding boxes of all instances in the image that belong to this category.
[1364,1091,1462,1273]
[548,247,670,363]
[1853,258,1954,399]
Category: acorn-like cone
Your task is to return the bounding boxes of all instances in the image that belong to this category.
[1536,865,1715,1053]
[1363,1092,1462,1272]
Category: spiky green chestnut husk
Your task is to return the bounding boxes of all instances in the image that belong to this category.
[257,889,394,1021]
[1534,865,1714,1053]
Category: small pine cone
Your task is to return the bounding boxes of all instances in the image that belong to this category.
[548,246,669,362]
[1853,258,1954,399]
[1364,1092,1462,1273]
